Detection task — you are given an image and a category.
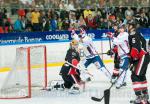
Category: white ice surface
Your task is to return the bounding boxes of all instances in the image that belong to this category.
[0,63,149,104]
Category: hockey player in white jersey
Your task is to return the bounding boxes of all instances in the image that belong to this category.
[71,26,111,81]
[107,24,130,89]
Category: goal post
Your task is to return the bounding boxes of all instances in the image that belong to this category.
[0,45,47,99]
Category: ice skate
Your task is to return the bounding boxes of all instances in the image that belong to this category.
[142,94,150,104]
[69,84,80,94]
[47,80,65,91]
[130,95,143,104]
[111,75,118,83]
[85,77,91,82]
[116,82,127,89]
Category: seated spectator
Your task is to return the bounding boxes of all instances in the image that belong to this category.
[67,1,76,12]
[25,9,32,31]
[77,15,86,28]
[59,0,66,10]
[68,23,77,31]
[98,18,108,29]
[125,7,134,21]
[2,18,12,33]
[31,8,41,31]
[21,16,27,31]
[83,6,92,18]
[108,13,116,22]
[13,16,23,32]
[62,17,70,30]
[138,11,148,28]
[69,13,77,29]
[57,18,63,30]
[50,16,57,31]
[42,18,50,31]
[18,8,25,18]
[0,26,4,33]
[85,14,97,30]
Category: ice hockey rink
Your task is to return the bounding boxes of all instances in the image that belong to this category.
[0,40,149,104]
[0,62,149,104]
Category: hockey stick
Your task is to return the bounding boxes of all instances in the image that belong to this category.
[98,52,108,55]
[91,70,125,102]
[65,61,94,77]
[108,37,112,51]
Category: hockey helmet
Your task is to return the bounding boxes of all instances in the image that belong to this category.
[71,39,78,46]
[128,23,136,29]
[79,29,86,38]
[78,25,87,38]
[128,22,137,33]
[70,39,79,49]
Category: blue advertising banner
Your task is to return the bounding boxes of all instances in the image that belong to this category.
[0,29,149,45]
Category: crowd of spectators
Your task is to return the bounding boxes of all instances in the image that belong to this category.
[0,0,150,33]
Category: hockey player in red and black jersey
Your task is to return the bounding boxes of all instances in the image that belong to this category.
[128,23,150,104]
[49,40,85,93]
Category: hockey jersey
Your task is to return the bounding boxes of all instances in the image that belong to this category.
[65,48,80,64]
[112,32,129,58]
[128,31,147,60]
[72,33,98,59]
[60,48,80,75]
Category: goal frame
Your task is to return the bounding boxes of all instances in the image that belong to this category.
[0,45,47,99]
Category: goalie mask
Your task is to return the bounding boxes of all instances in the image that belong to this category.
[70,39,79,49]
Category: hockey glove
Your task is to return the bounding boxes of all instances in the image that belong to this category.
[71,29,76,35]
[139,49,147,58]
[107,50,114,56]
[130,47,139,61]
[106,32,113,38]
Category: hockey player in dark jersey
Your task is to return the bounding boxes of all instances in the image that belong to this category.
[128,23,150,104]
[50,40,85,93]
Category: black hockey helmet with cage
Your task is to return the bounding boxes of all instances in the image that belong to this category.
[128,22,136,29]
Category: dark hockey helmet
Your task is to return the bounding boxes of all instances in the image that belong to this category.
[128,22,137,33]
[128,23,136,29]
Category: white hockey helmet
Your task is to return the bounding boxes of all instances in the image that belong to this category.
[79,29,86,38]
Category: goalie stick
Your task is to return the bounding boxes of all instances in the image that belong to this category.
[65,61,93,77]
[91,70,125,102]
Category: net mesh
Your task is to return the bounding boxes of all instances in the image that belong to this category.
[0,46,47,98]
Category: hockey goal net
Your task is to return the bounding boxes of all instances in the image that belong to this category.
[0,45,47,99]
